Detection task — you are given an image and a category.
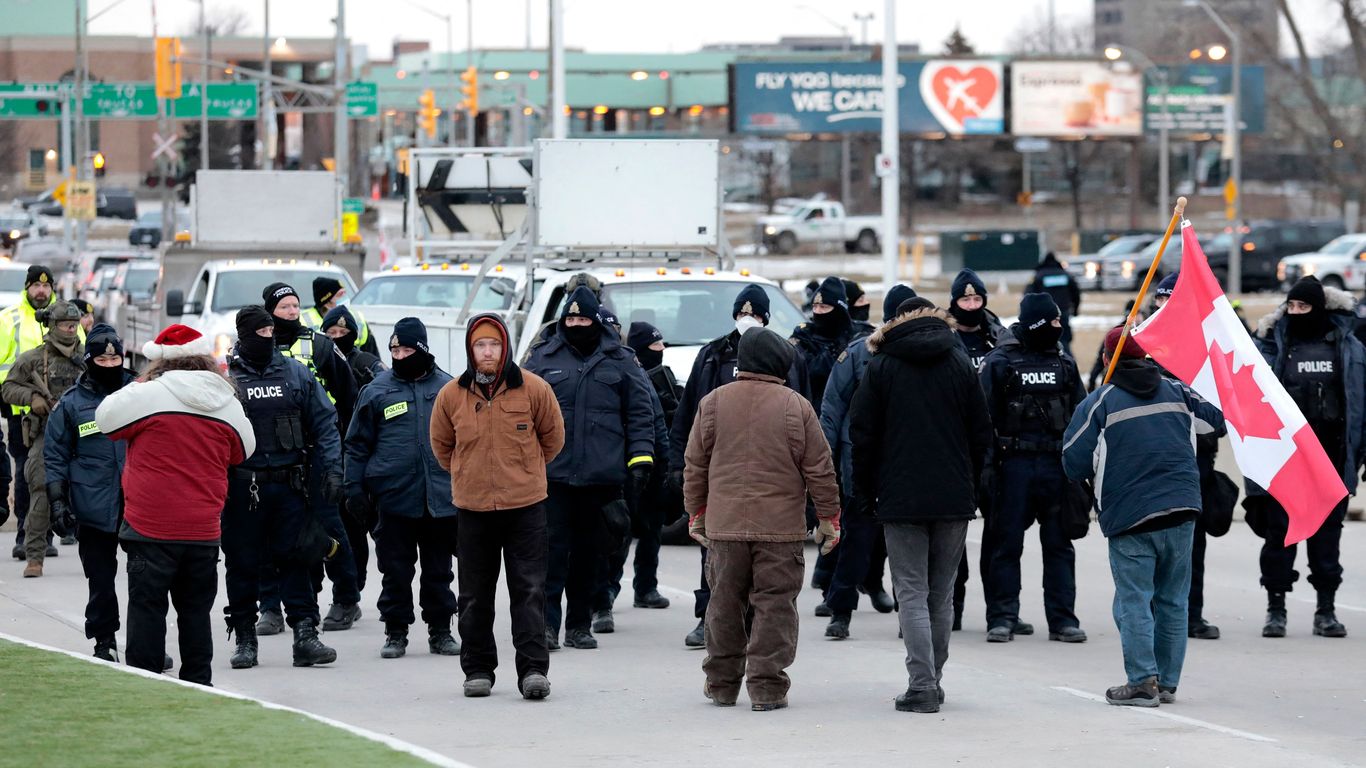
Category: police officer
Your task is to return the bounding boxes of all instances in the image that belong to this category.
[819,285,916,639]
[323,306,385,391]
[948,268,1011,630]
[524,286,655,651]
[44,323,134,659]
[1027,252,1082,356]
[844,280,875,338]
[344,317,459,659]
[1251,276,1363,639]
[0,265,62,559]
[259,282,362,635]
[303,277,379,355]
[223,306,343,669]
[669,284,808,647]
[979,293,1087,644]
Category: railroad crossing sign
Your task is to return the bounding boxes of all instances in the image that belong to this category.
[151,132,180,161]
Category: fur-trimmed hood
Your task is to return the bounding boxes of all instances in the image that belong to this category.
[866,307,957,362]
[1255,285,1357,339]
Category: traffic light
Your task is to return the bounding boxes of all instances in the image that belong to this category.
[418,89,437,139]
[155,37,183,99]
[92,152,106,178]
[460,67,479,115]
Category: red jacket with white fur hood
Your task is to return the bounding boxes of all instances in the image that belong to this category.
[96,369,255,541]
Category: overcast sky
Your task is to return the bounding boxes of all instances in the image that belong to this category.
[88,0,1338,61]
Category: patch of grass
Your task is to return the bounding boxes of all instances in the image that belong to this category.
[0,639,432,768]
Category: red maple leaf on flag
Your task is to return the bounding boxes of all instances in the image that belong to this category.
[1206,342,1283,440]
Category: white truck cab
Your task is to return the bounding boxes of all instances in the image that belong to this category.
[758,199,882,255]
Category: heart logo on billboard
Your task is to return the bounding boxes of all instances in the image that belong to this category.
[920,62,1002,134]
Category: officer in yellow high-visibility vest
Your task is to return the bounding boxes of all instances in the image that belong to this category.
[302,277,378,356]
[0,266,60,559]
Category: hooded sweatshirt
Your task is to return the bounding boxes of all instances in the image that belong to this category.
[96,369,254,542]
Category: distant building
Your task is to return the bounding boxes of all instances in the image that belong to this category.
[1094,0,1278,64]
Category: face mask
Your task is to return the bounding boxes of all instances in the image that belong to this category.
[273,317,304,346]
[949,304,985,328]
[392,351,432,380]
[238,333,275,367]
[1022,323,1063,352]
[49,327,79,347]
[850,304,871,323]
[331,330,356,355]
[89,364,126,392]
[735,315,764,336]
[564,324,599,354]
[636,347,663,371]
[1287,310,1332,340]
[810,308,850,336]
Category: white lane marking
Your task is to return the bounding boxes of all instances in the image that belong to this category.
[1291,596,1366,613]
[0,631,474,768]
[1051,686,1278,743]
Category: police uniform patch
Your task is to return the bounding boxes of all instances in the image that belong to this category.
[77,421,100,437]
[337,316,348,329]
[384,401,409,419]
[837,350,848,363]
[390,334,399,348]
[103,342,116,356]
[813,292,823,305]
[964,283,977,296]
[741,300,753,314]
[39,273,49,283]
[568,301,581,314]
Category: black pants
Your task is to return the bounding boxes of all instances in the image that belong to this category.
[825,500,889,614]
[1260,497,1347,594]
[458,504,548,686]
[984,453,1078,632]
[340,507,373,594]
[311,460,362,606]
[1189,517,1208,622]
[78,525,120,640]
[599,469,663,608]
[6,414,30,548]
[376,513,457,628]
[545,482,619,634]
[122,538,218,686]
[221,477,320,630]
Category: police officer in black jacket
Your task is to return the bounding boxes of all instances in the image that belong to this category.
[790,275,855,409]
[344,318,459,660]
[1027,252,1082,356]
[524,287,656,651]
[979,294,1087,644]
[223,306,344,670]
[669,283,808,648]
[323,305,385,390]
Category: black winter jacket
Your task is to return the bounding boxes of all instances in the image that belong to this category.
[850,309,993,523]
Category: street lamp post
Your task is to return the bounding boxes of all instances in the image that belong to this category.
[1186,0,1241,291]
[879,0,898,289]
[853,11,874,46]
[1105,45,1170,221]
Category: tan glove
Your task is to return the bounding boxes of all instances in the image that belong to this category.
[688,507,710,548]
[813,516,841,556]
[29,395,49,416]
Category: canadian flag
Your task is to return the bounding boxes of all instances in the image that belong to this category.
[1132,222,1346,545]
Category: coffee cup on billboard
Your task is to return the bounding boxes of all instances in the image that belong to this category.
[1064,100,1094,127]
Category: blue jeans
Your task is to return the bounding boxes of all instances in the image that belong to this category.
[1108,520,1193,688]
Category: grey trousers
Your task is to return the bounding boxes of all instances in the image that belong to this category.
[884,520,969,692]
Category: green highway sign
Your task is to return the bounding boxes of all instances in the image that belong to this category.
[345,81,378,118]
[342,197,366,214]
[0,82,257,119]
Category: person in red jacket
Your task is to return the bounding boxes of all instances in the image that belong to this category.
[95,324,254,685]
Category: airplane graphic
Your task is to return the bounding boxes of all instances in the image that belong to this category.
[943,75,983,114]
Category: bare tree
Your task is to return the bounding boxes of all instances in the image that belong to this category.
[181,4,253,37]
[1007,9,1094,55]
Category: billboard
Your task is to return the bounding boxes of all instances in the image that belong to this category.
[1011,61,1144,136]
[1145,65,1266,134]
[731,60,1004,135]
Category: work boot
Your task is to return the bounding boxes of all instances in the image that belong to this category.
[862,586,896,614]
[633,590,670,609]
[321,602,361,632]
[591,609,615,634]
[93,636,117,662]
[1105,676,1160,707]
[428,626,461,655]
[1188,618,1221,640]
[521,672,551,701]
[1013,620,1035,636]
[22,560,42,578]
[60,534,76,546]
[10,543,22,561]
[684,619,705,648]
[45,544,57,558]
[1263,591,1287,638]
[703,680,737,707]
[825,613,851,640]
[562,627,597,649]
[895,688,940,713]
[986,625,1013,643]
[814,600,832,618]
[752,699,788,712]
[230,625,258,669]
[255,608,285,636]
[464,675,493,698]
[381,626,408,659]
[545,628,560,652]
[292,619,337,667]
[163,654,174,671]
[1314,593,1348,638]
[1049,626,1088,643]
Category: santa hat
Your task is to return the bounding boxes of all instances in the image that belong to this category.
[143,324,213,361]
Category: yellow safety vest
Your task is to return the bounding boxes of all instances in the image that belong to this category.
[281,335,335,404]
[302,305,370,348]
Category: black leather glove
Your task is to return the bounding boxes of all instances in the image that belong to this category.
[345,493,374,528]
[47,481,74,537]
[629,463,652,509]
[668,469,684,497]
[323,473,344,506]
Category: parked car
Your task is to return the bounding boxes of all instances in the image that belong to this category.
[1070,233,1162,291]
[1278,233,1366,291]
[0,208,46,251]
[98,260,160,327]
[1102,232,1212,293]
[67,248,157,301]
[1203,220,1347,291]
[757,199,882,254]
[20,187,137,220]
[0,261,33,309]
[128,209,191,248]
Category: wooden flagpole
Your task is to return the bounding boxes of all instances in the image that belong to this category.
[1102,195,1188,385]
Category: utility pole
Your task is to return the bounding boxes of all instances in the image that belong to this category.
[262,0,274,169]
[465,0,475,147]
[853,11,874,46]
[74,0,88,252]
[549,0,566,139]
[879,0,898,289]
[199,0,209,172]
[335,0,350,196]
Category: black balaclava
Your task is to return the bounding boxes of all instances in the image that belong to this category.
[560,286,602,356]
[1017,292,1063,351]
[322,305,359,355]
[949,269,988,328]
[84,323,127,392]
[628,321,664,371]
[844,280,870,323]
[1286,276,1333,340]
[262,282,304,346]
[236,306,276,368]
[390,317,434,380]
[809,275,851,336]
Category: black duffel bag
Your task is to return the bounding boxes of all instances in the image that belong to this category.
[1200,469,1239,537]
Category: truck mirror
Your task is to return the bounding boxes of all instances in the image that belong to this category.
[165,289,185,317]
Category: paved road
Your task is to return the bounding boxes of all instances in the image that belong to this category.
[2,519,1363,767]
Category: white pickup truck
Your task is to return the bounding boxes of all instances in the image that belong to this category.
[758,200,882,255]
